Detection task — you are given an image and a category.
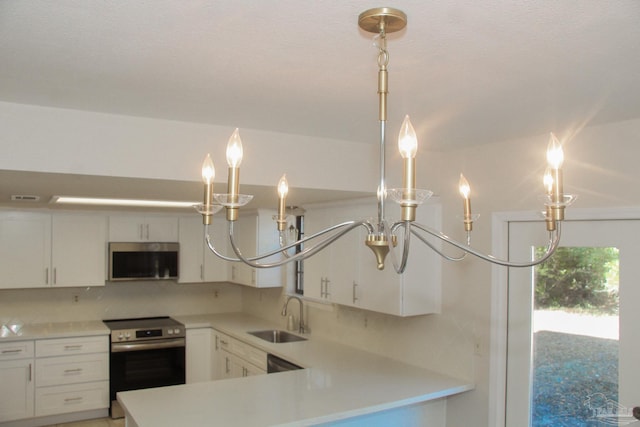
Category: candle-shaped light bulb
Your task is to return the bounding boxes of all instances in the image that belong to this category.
[201,154,215,185]
[276,174,288,231]
[277,174,288,199]
[398,115,418,159]
[458,173,470,200]
[545,132,565,222]
[459,173,473,232]
[398,115,418,221]
[546,133,563,170]
[226,128,243,168]
[225,128,243,221]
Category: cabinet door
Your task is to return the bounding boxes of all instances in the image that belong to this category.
[212,331,232,380]
[180,216,229,283]
[302,207,331,300]
[229,210,282,288]
[328,209,362,306]
[203,218,229,282]
[178,217,205,283]
[243,362,266,377]
[109,216,178,242]
[0,212,51,288]
[230,214,257,286]
[185,328,212,383]
[145,217,178,241]
[0,358,34,422]
[219,349,243,379]
[52,213,107,287]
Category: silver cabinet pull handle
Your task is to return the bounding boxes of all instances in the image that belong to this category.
[352,281,358,303]
[64,397,83,403]
[64,345,83,351]
[64,368,83,374]
[28,363,32,382]
[1,349,22,354]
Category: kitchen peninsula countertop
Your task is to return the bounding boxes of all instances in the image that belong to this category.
[118,312,473,427]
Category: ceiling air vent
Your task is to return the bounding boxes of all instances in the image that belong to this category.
[11,195,41,202]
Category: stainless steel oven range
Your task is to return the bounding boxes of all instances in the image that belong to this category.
[103,316,185,419]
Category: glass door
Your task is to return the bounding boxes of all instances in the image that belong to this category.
[506,220,640,426]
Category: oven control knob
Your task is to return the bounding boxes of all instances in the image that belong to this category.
[125,332,131,340]
[167,329,173,335]
[118,333,124,341]
[174,328,181,334]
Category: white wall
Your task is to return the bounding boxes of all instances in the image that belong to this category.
[0,282,242,325]
[0,101,377,192]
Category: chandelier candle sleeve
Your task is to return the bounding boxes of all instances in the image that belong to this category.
[226,128,243,221]
[543,167,556,231]
[277,174,288,231]
[458,173,473,232]
[546,133,564,221]
[201,154,215,225]
[398,115,418,221]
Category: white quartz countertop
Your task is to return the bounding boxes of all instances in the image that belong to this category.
[119,313,473,427]
[0,320,109,340]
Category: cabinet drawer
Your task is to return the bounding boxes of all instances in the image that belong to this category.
[36,335,108,357]
[216,331,232,351]
[0,340,34,360]
[35,380,108,417]
[36,353,108,387]
[229,337,266,371]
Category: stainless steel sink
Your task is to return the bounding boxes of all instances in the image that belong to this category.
[248,329,307,343]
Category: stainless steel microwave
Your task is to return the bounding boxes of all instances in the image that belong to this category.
[108,242,179,281]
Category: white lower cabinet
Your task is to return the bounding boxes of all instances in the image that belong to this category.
[213,329,266,379]
[0,341,35,422]
[35,336,109,417]
[186,328,213,383]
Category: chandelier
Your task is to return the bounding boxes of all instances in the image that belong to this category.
[194,7,576,272]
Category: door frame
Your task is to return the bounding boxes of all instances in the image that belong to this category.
[488,206,640,427]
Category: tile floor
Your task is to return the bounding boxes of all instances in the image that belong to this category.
[49,418,125,427]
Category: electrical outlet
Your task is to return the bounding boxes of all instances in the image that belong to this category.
[72,295,79,303]
[474,338,482,356]
[213,290,219,298]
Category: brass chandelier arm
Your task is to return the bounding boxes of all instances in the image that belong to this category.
[408,221,562,268]
[210,220,375,269]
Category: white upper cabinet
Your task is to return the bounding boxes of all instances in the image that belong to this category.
[302,198,442,316]
[51,213,107,287]
[0,211,107,289]
[228,209,283,288]
[108,215,178,242]
[0,212,51,288]
[178,216,229,283]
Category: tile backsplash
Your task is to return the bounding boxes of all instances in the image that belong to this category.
[0,281,242,324]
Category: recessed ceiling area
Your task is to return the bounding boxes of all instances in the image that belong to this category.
[0,170,372,212]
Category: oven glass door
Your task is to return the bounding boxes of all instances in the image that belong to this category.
[110,342,185,404]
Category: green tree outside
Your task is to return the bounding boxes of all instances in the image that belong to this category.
[534,247,619,314]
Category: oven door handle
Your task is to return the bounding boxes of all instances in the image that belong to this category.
[111,338,185,353]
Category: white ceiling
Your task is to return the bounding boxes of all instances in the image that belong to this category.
[0,1,639,210]
[2,1,639,151]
